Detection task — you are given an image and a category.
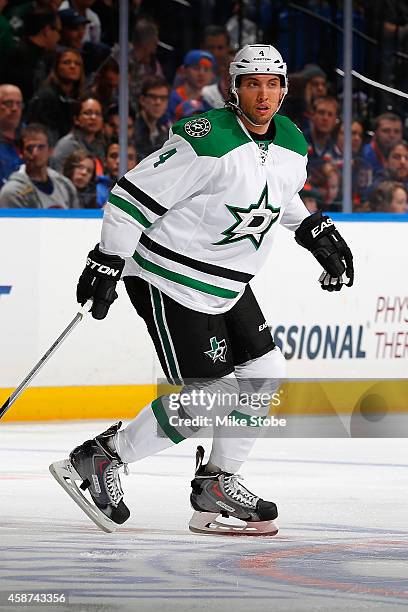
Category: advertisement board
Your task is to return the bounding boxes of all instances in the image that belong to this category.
[1,212,406,420]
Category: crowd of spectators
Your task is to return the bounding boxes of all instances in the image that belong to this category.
[0,0,407,213]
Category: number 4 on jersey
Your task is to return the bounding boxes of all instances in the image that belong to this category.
[153,148,177,168]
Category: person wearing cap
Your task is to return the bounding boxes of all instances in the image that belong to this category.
[59,0,101,44]
[58,7,110,74]
[58,7,89,50]
[301,64,328,109]
[50,45,354,537]
[281,63,328,132]
[1,10,61,102]
[168,49,216,121]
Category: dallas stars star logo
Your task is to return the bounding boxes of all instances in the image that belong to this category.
[204,336,227,363]
[214,184,280,250]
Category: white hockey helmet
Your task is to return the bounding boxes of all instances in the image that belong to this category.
[228,44,288,123]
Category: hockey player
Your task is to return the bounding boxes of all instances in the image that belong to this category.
[50,45,354,535]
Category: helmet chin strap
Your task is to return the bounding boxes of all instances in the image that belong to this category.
[227,100,265,127]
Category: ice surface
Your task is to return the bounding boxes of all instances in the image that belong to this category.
[0,420,407,611]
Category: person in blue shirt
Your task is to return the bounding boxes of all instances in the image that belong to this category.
[96,140,138,207]
[362,113,403,174]
[0,84,23,187]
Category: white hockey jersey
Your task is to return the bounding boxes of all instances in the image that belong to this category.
[100,108,309,314]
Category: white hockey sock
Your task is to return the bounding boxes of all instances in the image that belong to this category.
[114,403,175,463]
[208,347,286,473]
[208,433,259,474]
[114,375,241,464]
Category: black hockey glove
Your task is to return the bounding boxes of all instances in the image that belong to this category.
[77,244,125,320]
[295,212,354,291]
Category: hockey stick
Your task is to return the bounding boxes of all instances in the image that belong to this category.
[0,301,92,420]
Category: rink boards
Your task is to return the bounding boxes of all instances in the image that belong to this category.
[0,211,407,421]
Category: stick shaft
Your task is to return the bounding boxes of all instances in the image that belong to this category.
[0,304,89,420]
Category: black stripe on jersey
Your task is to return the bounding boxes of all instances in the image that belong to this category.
[139,234,253,284]
[117,177,168,217]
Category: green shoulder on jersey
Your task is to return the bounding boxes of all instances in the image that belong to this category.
[171,107,308,159]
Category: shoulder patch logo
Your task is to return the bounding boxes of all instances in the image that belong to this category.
[184,117,211,138]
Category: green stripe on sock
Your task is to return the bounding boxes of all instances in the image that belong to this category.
[152,397,185,443]
[108,193,152,228]
[133,251,238,298]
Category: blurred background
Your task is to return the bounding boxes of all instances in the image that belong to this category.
[0,0,407,214]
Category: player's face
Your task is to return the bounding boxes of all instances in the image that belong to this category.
[238,74,283,129]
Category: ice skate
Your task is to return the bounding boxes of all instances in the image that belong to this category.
[49,422,130,533]
[189,446,278,536]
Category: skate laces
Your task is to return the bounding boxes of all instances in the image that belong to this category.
[104,460,129,507]
[223,474,258,508]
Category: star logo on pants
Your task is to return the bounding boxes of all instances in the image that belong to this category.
[214,183,280,250]
[204,336,227,363]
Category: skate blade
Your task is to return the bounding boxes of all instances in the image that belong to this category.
[188,511,279,536]
[49,459,118,534]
